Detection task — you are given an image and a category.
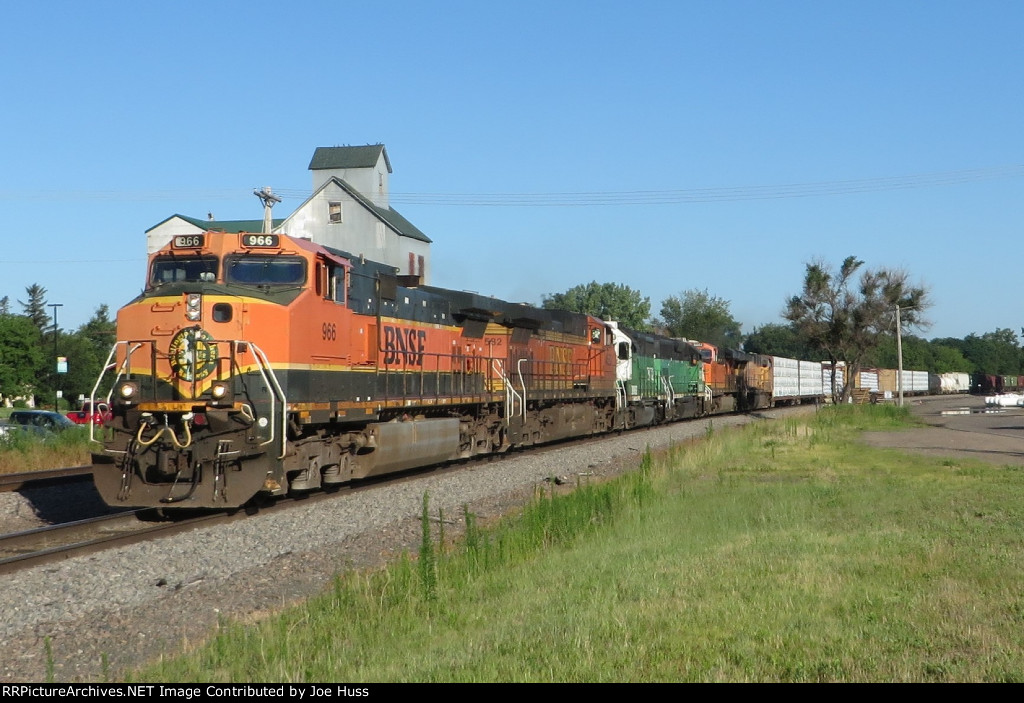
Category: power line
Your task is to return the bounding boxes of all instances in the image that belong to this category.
[382,164,1024,206]
[0,189,245,201]
[1,163,1021,206]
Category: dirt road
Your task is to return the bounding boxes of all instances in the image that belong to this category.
[862,394,1024,466]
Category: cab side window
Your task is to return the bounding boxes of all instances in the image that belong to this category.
[329,266,346,304]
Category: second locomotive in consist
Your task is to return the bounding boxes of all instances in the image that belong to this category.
[93,230,777,509]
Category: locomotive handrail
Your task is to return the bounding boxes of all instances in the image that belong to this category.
[87,341,142,444]
[89,337,286,457]
[492,360,511,421]
[492,360,523,422]
[516,358,528,418]
[244,341,288,459]
[615,379,626,411]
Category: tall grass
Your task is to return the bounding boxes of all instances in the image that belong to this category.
[131,405,1024,682]
[0,427,93,473]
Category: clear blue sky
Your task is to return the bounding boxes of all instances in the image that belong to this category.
[1,1,1021,342]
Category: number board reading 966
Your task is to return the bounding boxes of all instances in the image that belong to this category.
[242,234,280,248]
[172,235,206,249]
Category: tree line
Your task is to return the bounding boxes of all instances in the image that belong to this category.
[0,284,116,410]
[542,256,1024,400]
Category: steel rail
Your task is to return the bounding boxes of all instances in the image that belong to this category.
[0,510,234,576]
[0,465,93,492]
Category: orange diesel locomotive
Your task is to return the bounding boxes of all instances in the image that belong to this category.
[91,231,622,508]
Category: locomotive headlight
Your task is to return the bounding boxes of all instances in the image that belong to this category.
[186,293,202,321]
[209,381,233,407]
[117,381,139,403]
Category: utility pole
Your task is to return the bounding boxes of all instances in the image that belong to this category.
[253,187,281,234]
[895,304,904,406]
[49,303,63,410]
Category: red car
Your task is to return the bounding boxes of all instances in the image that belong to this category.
[66,401,113,426]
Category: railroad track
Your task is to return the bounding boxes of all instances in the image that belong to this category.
[0,465,93,492]
[0,509,238,576]
[0,444,556,576]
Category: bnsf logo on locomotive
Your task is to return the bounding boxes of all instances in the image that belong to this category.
[168,328,218,381]
[383,325,427,366]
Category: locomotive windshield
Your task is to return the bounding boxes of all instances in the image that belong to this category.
[225,255,306,286]
[151,255,219,286]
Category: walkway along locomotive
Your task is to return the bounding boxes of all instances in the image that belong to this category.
[91,230,778,509]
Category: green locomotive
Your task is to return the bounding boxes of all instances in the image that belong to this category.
[606,322,709,426]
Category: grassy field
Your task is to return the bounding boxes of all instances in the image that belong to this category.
[0,405,92,473]
[124,405,1024,682]
[0,426,93,473]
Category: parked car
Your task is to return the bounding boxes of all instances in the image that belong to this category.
[66,400,113,426]
[4,410,78,436]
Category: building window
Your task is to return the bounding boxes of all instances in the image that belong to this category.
[418,255,425,278]
[328,201,343,224]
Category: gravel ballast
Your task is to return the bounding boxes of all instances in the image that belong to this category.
[0,411,800,682]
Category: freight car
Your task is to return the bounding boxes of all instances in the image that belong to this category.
[928,372,970,394]
[968,372,1024,395]
[771,356,825,405]
[877,369,930,399]
[971,373,1004,395]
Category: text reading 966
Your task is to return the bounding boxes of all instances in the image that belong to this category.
[242,234,280,248]
[172,235,205,248]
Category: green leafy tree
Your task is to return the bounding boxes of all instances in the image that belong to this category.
[871,334,933,371]
[959,329,1021,375]
[743,323,817,359]
[79,304,117,359]
[871,335,973,374]
[14,285,55,405]
[930,337,971,372]
[658,289,742,348]
[784,256,929,402]
[0,314,45,401]
[54,306,118,405]
[18,284,50,332]
[929,343,971,374]
[542,282,652,330]
[56,332,105,406]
